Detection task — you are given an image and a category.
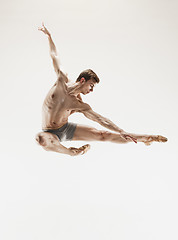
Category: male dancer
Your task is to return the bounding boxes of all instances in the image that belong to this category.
[36,23,167,156]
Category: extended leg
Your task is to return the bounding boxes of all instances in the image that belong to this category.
[35,132,90,156]
[73,124,167,145]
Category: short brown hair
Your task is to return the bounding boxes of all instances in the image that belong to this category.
[76,69,100,83]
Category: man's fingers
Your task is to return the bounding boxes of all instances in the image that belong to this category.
[132,138,137,144]
[42,23,47,31]
[123,134,137,144]
[121,135,128,142]
[129,136,137,143]
[38,27,44,32]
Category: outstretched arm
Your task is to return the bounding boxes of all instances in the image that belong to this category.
[38,23,61,76]
[83,109,124,133]
[78,104,137,143]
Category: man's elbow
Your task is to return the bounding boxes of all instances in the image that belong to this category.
[81,105,92,114]
[50,52,58,59]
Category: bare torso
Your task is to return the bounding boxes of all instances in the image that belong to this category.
[42,76,81,130]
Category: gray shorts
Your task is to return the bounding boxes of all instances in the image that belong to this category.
[43,122,77,142]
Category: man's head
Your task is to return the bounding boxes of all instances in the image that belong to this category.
[76,69,100,95]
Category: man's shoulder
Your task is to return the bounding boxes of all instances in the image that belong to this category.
[68,96,91,112]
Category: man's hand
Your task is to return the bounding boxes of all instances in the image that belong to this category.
[120,131,137,144]
[38,22,50,36]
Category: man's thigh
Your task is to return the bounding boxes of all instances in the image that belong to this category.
[73,124,102,141]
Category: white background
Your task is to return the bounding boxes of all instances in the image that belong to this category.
[0,0,178,239]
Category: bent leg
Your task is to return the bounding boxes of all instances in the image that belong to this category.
[35,132,90,156]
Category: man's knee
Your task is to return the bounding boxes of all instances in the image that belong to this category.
[35,132,59,151]
[35,133,49,147]
[98,130,112,141]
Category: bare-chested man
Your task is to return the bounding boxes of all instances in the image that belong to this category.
[35,23,167,156]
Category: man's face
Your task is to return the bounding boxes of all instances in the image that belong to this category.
[80,78,96,95]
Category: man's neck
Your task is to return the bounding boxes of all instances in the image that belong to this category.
[67,82,82,96]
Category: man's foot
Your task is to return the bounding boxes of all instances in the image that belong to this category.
[69,144,91,156]
[144,135,168,146]
[79,144,91,154]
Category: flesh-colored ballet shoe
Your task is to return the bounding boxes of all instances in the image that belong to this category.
[156,135,168,143]
[79,144,91,154]
[144,135,168,146]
